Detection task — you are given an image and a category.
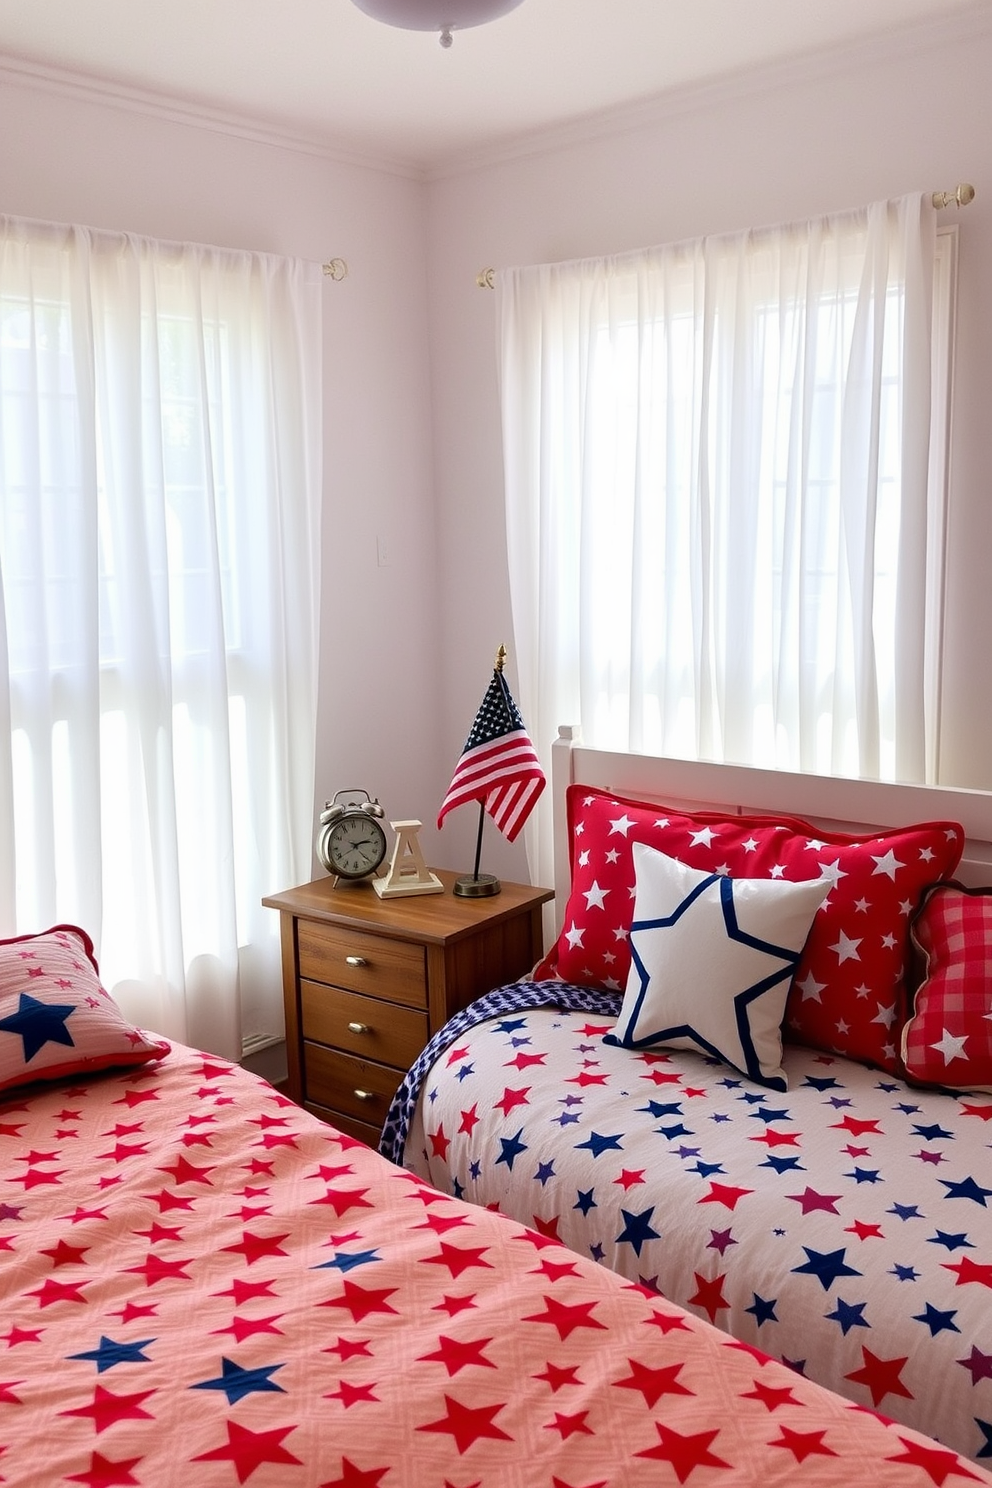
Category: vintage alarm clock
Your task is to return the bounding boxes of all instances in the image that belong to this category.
[316,789,388,883]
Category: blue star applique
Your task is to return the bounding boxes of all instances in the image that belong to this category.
[913,1303,960,1337]
[0,992,77,1062]
[745,1293,778,1326]
[574,1189,597,1215]
[574,1130,623,1158]
[192,1356,286,1405]
[69,1335,156,1372]
[314,1247,381,1274]
[940,1175,992,1206]
[826,1298,870,1335]
[495,1129,528,1170]
[616,1206,661,1256]
[927,1230,973,1252]
[792,1247,863,1290]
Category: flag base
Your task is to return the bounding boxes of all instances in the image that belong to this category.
[453,873,501,898]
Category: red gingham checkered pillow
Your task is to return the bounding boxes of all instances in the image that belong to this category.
[535,785,964,1072]
[903,882,992,1091]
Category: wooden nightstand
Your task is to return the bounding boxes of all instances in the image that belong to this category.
[262,870,554,1146]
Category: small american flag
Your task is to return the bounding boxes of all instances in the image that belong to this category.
[437,669,546,842]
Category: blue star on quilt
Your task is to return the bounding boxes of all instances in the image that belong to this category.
[0,992,77,1062]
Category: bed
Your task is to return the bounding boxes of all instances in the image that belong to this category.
[389,727,992,1467]
[3,930,990,1487]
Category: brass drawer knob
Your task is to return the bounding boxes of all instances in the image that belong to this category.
[347,1021,371,1035]
[345,955,368,968]
[353,1088,375,1102]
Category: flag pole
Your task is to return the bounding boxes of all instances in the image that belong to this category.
[452,645,506,900]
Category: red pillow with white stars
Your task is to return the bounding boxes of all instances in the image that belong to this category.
[535,784,963,1072]
[0,923,169,1094]
[902,880,992,1091]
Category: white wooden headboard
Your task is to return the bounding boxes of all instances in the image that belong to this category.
[551,724,992,930]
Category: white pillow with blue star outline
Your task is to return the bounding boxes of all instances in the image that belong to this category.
[604,844,830,1090]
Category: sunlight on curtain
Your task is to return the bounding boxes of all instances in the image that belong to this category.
[0,217,322,1059]
[499,195,951,892]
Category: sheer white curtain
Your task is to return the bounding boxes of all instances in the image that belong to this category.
[499,194,945,891]
[0,216,322,1059]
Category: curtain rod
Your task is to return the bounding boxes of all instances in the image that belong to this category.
[475,184,976,287]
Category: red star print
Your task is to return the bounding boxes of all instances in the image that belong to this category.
[523,1295,607,1341]
[417,1334,496,1376]
[40,1239,90,1267]
[531,1214,563,1242]
[551,1479,607,1488]
[0,1381,23,1404]
[192,1421,302,1483]
[771,1426,838,1461]
[319,1458,390,1488]
[123,1253,194,1287]
[458,1105,480,1137]
[698,1182,753,1211]
[14,1166,64,1190]
[688,1271,729,1324]
[445,1043,472,1066]
[143,1188,195,1213]
[111,1301,158,1325]
[430,1124,451,1160]
[27,1277,89,1308]
[213,1313,286,1343]
[640,1068,683,1085]
[505,1050,547,1070]
[322,1281,399,1324]
[943,1256,992,1289]
[421,1242,494,1279]
[433,1293,478,1318]
[741,1379,802,1410]
[213,1277,278,1305]
[533,1257,581,1283]
[494,1086,531,1115]
[324,1379,380,1407]
[61,1384,156,1433]
[416,1212,471,1236]
[612,1357,693,1407]
[613,1168,646,1190]
[221,1229,290,1265]
[533,1361,582,1391]
[885,1435,987,1485]
[641,1306,691,1336]
[846,1219,884,1240]
[635,1422,730,1481]
[831,1115,883,1136]
[844,1347,913,1407]
[565,1070,609,1087]
[545,1410,593,1439]
[309,1187,374,1218]
[324,1336,373,1362]
[750,1128,801,1148]
[2,1325,44,1347]
[65,1451,144,1486]
[417,1394,513,1454]
[961,1101,992,1122]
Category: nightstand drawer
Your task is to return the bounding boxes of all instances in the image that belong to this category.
[300,981,427,1068]
[297,920,427,1008]
[304,1043,402,1125]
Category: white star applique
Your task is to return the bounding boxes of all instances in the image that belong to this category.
[564,922,584,950]
[609,814,637,837]
[830,931,862,964]
[577,849,590,868]
[871,1001,898,1029]
[689,827,715,847]
[583,880,609,911]
[931,1027,968,1064]
[605,848,621,864]
[805,839,826,852]
[742,837,759,853]
[614,845,828,1088]
[920,846,936,863]
[818,860,846,888]
[871,849,904,881]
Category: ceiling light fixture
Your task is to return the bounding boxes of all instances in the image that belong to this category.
[351,0,525,48]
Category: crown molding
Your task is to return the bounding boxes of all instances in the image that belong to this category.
[0,51,426,183]
[426,0,992,181]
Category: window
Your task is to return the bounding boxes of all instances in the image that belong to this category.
[499,194,954,886]
[0,218,322,1057]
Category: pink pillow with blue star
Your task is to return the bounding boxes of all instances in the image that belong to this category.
[0,925,169,1094]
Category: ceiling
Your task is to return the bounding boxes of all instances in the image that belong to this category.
[0,0,981,174]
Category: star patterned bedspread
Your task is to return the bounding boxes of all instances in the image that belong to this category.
[400,995,992,1466]
[2,1046,989,1488]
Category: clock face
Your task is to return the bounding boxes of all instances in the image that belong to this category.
[323,811,387,880]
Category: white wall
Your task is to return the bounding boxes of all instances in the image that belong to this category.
[0,68,449,881]
[427,5,992,885]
